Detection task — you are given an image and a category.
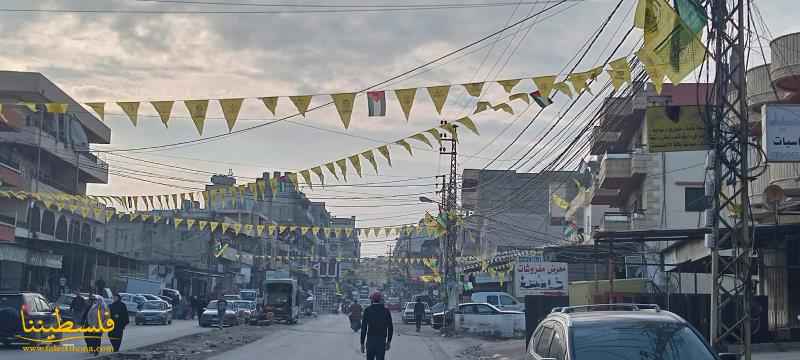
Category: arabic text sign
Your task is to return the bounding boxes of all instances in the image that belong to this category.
[763,104,800,162]
[646,106,710,152]
[20,307,115,344]
[515,260,568,296]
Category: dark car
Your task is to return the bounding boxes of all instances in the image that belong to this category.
[199,300,239,327]
[0,292,61,346]
[526,304,738,360]
[135,300,173,325]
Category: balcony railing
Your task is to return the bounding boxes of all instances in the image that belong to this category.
[602,211,631,232]
[597,152,649,190]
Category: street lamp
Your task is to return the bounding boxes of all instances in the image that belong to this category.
[419,196,437,204]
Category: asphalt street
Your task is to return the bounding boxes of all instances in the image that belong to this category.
[1,319,210,360]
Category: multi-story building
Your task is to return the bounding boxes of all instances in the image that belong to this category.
[0,71,139,297]
[567,83,712,243]
[460,169,584,256]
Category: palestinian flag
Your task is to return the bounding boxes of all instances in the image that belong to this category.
[367,90,386,116]
[530,90,553,108]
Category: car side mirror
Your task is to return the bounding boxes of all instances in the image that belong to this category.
[718,353,739,360]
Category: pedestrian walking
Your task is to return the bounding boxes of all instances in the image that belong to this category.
[82,291,108,356]
[69,289,86,327]
[108,293,129,352]
[349,299,363,332]
[413,298,425,332]
[360,292,393,360]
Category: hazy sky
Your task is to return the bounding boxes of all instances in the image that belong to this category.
[2,0,795,255]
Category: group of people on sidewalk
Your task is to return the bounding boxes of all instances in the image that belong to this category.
[69,289,130,355]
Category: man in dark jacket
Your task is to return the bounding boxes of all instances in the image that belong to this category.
[108,293,130,352]
[69,289,86,325]
[413,298,426,332]
[360,292,393,360]
[349,300,363,332]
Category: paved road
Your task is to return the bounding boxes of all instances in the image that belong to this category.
[1,319,210,360]
[211,313,455,360]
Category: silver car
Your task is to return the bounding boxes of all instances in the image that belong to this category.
[135,300,173,325]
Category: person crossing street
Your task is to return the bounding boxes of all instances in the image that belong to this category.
[360,292,393,360]
[413,298,425,332]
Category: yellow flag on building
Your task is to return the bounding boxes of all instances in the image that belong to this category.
[151,101,174,128]
[184,100,209,135]
[310,166,325,185]
[244,224,254,236]
[210,222,220,232]
[324,162,339,181]
[299,169,313,189]
[348,155,362,178]
[186,219,196,230]
[233,223,242,235]
[394,88,416,121]
[85,103,105,120]
[336,159,348,182]
[532,75,557,98]
[219,98,244,132]
[497,79,521,93]
[256,224,266,236]
[261,97,278,115]
[377,145,392,166]
[331,93,356,129]
[462,82,484,97]
[174,218,184,229]
[198,220,208,230]
[221,223,231,233]
[360,150,378,174]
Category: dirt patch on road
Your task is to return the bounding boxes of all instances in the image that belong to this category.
[98,324,277,360]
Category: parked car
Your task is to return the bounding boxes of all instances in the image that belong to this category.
[161,288,181,304]
[54,293,89,322]
[230,300,256,322]
[0,292,61,346]
[432,302,524,335]
[471,292,524,312]
[199,300,239,327]
[135,300,173,325]
[223,294,241,301]
[527,304,735,360]
[402,302,431,324]
[140,294,162,302]
[119,293,147,313]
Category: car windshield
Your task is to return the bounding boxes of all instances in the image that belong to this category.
[572,323,716,360]
[142,302,163,310]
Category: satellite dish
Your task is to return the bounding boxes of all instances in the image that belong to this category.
[764,184,786,209]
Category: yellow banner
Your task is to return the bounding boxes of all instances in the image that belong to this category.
[261,97,278,115]
[184,100,209,135]
[219,98,244,132]
[348,155,362,177]
[409,133,432,148]
[426,85,450,115]
[394,88,416,121]
[361,150,378,174]
[335,159,348,181]
[425,128,442,144]
[117,102,140,126]
[394,139,413,156]
[462,82,484,97]
[324,162,339,181]
[289,95,312,116]
[376,145,392,166]
[310,166,325,185]
[85,103,105,120]
[299,169,313,189]
[509,93,529,104]
[532,75,556,98]
[497,79,521,93]
[455,117,479,135]
[331,93,356,129]
[151,101,174,128]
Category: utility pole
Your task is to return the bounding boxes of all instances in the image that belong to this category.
[708,0,752,358]
[439,121,458,332]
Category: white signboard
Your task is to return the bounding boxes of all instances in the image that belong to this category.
[763,104,800,162]
[515,258,568,296]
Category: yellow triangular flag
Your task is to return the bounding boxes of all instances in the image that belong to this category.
[344,228,353,237]
[331,93,356,129]
[609,57,632,86]
[324,162,339,181]
[45,103,68,114]
[376,145,392,166]
[278,225,288,233]
[361,150,378,174]
[348,155,362,178]
[256,224,266,236]
[425,128,442,144]
[174,218,184,229]
[289,95,312,116]
[394,88,416,121]
[184,100,209,135]
[455,117,479,135]
[532,75,557,98]
[186,219,196,230]
[310,166,325,185]
[198,220,208,230]
[117,102,140,126]
[509,93,530,104]
[607,69,628,91]
[244,224,254,236]
[336,158,348,181]
[409,133,433,148]
[219,98,244,132]
[497,79,521,93]
[261,97,278,115]
[85,103,105,120]
[286,172,299,191]
[233,223,242,235]
[221,223,230,233]
[395,139,413,156]
[151,101,174,128]
[474,101,490,114]
[300,226,310,236]
[553,82,573,98]
[93,207,103,220]
[426,85,450,115]
[79,207,89,218]
[462,82,484,97]
[637,48,666,95]
[299,169,313,189]
[105,210,115,222]
[267,224,276,236]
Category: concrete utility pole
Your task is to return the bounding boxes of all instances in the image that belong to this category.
[439,121,459,331]
[708,0,752,358]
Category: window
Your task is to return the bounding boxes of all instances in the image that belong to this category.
[685,187,706,212]
[548,326,566,360]
[572,324,716,360]
[535,326,554,356]
[459,304,476,314]
[500,296,516,306]
[486,295,499,305]
[475,304,495,314]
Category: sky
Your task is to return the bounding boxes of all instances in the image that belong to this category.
[2,0,797,256]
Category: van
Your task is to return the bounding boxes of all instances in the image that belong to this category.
[470,292,524,312]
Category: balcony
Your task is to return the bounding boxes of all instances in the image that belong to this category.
[590,186,620,206]
[601,211,631,232]
[597,152,649,191]
[0,126,108,184]
[0,155,23,188]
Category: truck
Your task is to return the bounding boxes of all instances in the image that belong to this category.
[123,277,161,295]
[260,279,299,324]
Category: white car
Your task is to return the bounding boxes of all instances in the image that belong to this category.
[454,302,525,338]
[402,302,431,324]
[471,292,525,312]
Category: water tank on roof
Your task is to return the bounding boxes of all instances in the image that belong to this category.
[770,32,800,92]
[746,63,782,111]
